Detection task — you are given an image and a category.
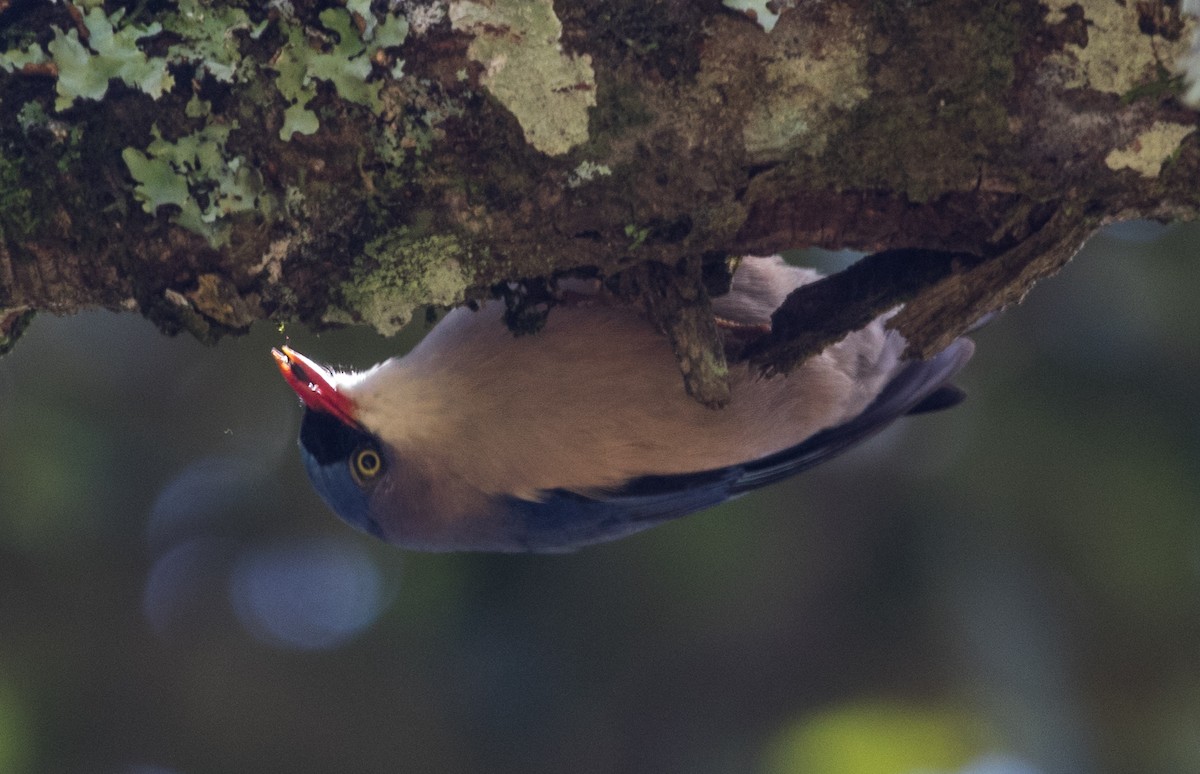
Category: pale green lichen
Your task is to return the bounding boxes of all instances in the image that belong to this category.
[274,8,409,140]
[47,8,173,111]
[122,123,264,246]
[185,94,211,119]
[339,232,471,335]
[372,13,411,50]
[1,1,406,139]
[15,101,49,134]
[396,0,448,35]
[162,0,267,84]
[0,42,48,72]
[567,160,612,187]
[1045,0,1196,95]
[1105,121,1196,176]
[0,0,267,110]
[449,0,596,156]
[741,8,869,161]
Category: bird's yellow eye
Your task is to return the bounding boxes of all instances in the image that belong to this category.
[351,446,383,484]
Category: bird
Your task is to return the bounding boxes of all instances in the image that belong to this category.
[273,255,974,553]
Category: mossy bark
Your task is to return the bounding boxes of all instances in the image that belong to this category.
[1,0,1197,402]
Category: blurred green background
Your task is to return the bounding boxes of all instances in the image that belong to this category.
[0,223,1198,774]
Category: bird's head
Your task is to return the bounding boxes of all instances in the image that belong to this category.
[272,346,389,539]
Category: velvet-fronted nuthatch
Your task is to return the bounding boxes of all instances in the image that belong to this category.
[273,256,973,552]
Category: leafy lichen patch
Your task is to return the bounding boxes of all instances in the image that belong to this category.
[0,0,273,110]
[273,8,410,141]
[0,43,49,72]
[339,231,471,335]
[449,0,596,156]
[1105,121,1196,177]
[47,8,173,111]
[162,0,267,84]
[1045,0,1196,95]
[741,8,869,161]
[122,123,265,247]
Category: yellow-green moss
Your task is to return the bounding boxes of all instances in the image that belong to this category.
[811,2,1021,203]
[338,231,472,335]
[740,7,870,161]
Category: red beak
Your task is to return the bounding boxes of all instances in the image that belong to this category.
[272,346,359,427]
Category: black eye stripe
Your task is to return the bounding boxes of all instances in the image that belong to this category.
[300,410,377,466]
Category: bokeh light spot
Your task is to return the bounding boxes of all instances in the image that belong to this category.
[229,537,389,650]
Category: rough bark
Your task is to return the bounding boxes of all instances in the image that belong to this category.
[1,0,1197,404]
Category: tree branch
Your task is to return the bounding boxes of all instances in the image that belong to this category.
[0,0,1197,398]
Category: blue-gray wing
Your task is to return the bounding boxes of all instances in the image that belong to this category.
[501,339,975,552]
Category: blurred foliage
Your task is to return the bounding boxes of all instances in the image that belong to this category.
[0,675,31,774]
[0,223,1198,773]
[764,700,989,774]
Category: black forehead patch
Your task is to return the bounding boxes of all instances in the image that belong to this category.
[299,410,375,466]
